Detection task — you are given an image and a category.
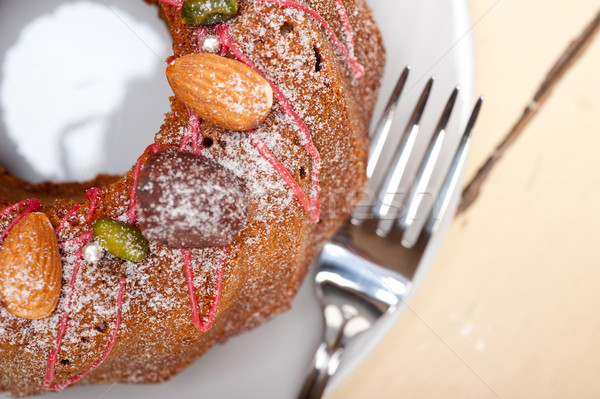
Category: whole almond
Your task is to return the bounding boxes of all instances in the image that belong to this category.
[0,212,62,320]
[166,53,273,131]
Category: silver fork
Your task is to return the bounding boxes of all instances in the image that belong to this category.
[297,67,483,399]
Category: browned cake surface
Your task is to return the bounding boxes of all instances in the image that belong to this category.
[0,0,384,396]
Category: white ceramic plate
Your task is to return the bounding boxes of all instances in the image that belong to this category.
[0,0,476,397]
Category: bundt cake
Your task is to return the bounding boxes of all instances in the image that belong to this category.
[0,0,385,395]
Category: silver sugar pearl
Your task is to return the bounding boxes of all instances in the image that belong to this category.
[82,242,105,264]
[202,35,222,54]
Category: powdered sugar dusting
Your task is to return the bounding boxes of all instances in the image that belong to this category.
[137,151,249,247]
[0,0,384,394]
[201,130,295,222]
[254,0,364,78]
[0,199,41,244]
[218,22,322,221]
[184,246,226,331]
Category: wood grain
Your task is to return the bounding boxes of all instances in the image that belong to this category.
[465,0,600,183]
[328,1,600,398]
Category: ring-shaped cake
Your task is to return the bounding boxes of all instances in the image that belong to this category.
[0,0,384,395]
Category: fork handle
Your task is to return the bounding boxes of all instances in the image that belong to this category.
[298,341,344,399]
[298,342,344,399]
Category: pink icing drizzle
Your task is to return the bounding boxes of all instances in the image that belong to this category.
[2,0,365,388]
[176,28,208,155]
[156,0,183,7]
[178,107,203,155]
[43,182,114,390]
[217,24,321,223]
[247,130,311,213]
[333,0,356,58]
[41,130,157,391]
[0,198,42,244]
[254,0,364,78]
[182,247,227,332]
[55,204,81,236]
[55,187,100,236]
[42,274,126,391]
[178,106,228,333]
[85,187,101,223]
[0,185,124,391]
[124,144,159,225]
[58,231,94,250]
[157,0,364,74]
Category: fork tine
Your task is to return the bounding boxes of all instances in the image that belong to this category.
[398,87,460,247]
[351,69,411,225]
[300,78,483,399]
[425,97,483,235]
[370,78,435,233]
[367,67,410,178]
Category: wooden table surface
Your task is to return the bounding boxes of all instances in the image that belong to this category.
[329,1,600,398]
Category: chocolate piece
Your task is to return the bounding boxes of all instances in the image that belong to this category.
[136,151,249,248]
